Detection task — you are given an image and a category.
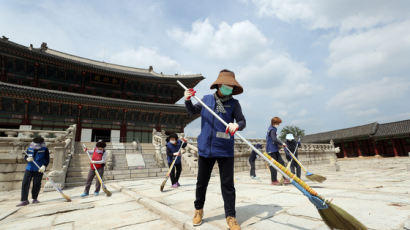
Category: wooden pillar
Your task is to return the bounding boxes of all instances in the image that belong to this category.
[22,99,30,125]
[81,71,86,93]
[33,62,39,87]
[75,105,83,141]
[342,142,348,158]
[120,109,127,142]
[0,56,5,81]
[373,140,380,157]
[392,139,399,157]
[355,141,363,157]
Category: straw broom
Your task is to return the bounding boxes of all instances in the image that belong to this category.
[160,141,184,192]
[82,144,112,197]
[24,151,71,202]
[177,80,366,230]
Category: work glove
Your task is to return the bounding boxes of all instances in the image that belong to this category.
[173,152,180,156]
[38,165,46,173]
[26,156,34,162]
[225,123,239,136]
[184,88,196,100]
[182,138,187,143]
[91,160,97,164]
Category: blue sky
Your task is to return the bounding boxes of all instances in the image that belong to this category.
[1,0,410,138]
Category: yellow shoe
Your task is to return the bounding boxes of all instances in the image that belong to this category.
[226,216,241,230]
[193,209,203,226]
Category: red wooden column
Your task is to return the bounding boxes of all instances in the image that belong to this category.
[373,140,380,157]
[392,139,399,157]
[342,142,348,158]
[355,141,363,157]
[120,109,127,142]
[75,105,83,141]
[22,99,31,125]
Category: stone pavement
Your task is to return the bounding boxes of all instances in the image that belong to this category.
[0,157,409,230]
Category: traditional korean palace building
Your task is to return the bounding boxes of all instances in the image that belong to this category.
[303,119,410,158]
[0,36,203,142]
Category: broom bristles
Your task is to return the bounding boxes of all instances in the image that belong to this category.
[306,174,327,183]
[160,179,167,192]
[103,186,112,197]
[62,193,72,202]
[319,202,367,230]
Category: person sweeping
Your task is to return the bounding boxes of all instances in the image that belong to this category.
[166,133,187,188]
[266,117,289,185]
[284,134,301,178]
[184,69,246,230]
[80,141,107,197]
[249,144,262,179]
[17,137,50,206]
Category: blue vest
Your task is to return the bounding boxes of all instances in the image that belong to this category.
[197,94,237,158]
[166,140,182,164]
[266,126,279,153]
[26,146,49,171]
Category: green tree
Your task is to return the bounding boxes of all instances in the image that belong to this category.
[279,125,305,141]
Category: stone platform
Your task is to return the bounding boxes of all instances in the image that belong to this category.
[0,157,409,230]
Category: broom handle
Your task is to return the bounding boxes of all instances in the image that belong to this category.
[83,145,106,187]
[284,145,308,173]
[23,151,63,193]
[177,80,318,196]
[166,141,184,177]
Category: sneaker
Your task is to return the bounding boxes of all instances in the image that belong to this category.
[94,192,99,196]
[176,182,181,187]
[16,200,29,207]
[271,181,280,185]
[226,216,241,230]
[32,199,40,204]
[80,193,89,197]
[172,183,178,188]
[251,176,259,180]
[192,209,203,226]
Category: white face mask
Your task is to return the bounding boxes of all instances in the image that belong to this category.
[170,140,176,144]
[274,125,279,128]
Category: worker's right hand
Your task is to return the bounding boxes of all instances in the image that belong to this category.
[184,88,196,100]
[26,156,34,162]
[173,152,180,156]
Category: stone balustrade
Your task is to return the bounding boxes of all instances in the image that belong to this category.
[154,132,339,174]
[0,125,77,191]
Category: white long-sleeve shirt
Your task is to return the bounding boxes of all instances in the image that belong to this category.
[87,150,106,164]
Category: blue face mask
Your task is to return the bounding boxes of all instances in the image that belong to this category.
[220,85,233,96]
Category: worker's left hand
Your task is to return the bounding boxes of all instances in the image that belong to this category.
[182,138,188,143]
[38,165,46,173]
[225,123,239,136]
[91,161,97,164]
[173,152,180,156]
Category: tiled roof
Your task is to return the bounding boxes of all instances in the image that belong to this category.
[374,119,410,138]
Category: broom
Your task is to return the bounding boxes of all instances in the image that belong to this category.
[23,151,71,202]
[284,145,327,183]
[82,144,112,197]
[279,139,300,184]
[160,140,185,192]
[176,80,367,230]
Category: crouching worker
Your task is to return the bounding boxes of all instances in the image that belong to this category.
[284,134,301,178]
[166,133,187,188]
[185,69,246,230]
[81,141,107,197]
[17,136,50,206]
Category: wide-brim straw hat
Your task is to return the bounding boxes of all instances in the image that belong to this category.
[210,71,243,95]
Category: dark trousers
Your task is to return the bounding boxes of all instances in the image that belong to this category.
[194,156,236,217]
[21,170,43,201]
[290,160,301,178]
[268,152,285,182]
[168,163,182,185]
[84,167,104,194]
[249,158,256,177]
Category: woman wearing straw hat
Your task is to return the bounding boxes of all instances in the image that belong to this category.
[184,69,246,230]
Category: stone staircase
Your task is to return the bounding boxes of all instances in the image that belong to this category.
[65,142,169,187]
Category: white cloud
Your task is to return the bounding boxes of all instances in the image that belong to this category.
[328,20,410,79]
[251,0,410,31]
[168,19,268,60]
[108,47,181,74]
[327,77,410,117]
